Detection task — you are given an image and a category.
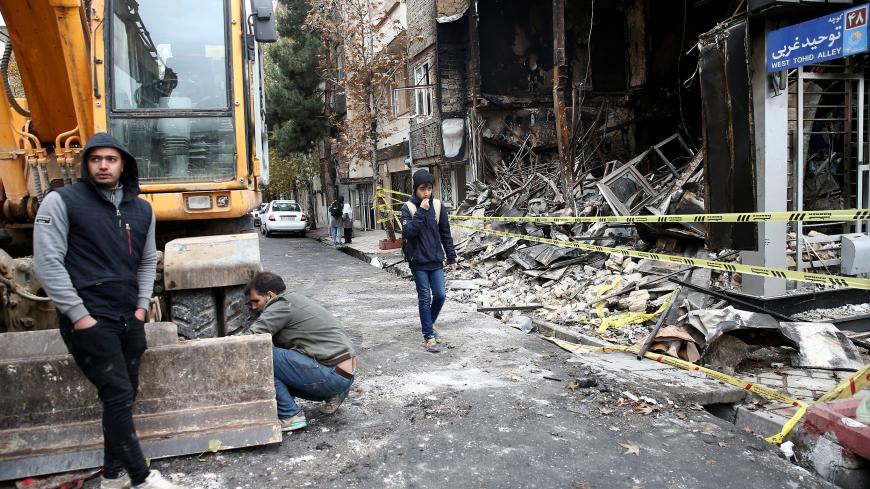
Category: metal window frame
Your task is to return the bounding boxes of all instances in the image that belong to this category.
[596,163,656,216]
[105,0,235,118]
[794,68,866,275]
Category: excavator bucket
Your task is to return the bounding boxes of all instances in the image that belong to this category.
[0,323,281,481]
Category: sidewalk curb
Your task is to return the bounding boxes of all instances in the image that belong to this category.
[332,240,411,279]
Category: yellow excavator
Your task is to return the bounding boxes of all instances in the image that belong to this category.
[0,0,282,481]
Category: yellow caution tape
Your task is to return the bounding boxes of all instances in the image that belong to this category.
[764,406,810,446]
[545,337,806,408]
[376,205,405,211]
[449,209,870,224]
[376,186,412,197]
[597,276,622,297]
[453,223,870,290]
[765,364,870,444]
[546,336,870,444]
[596,288,679,333]
[378,194,406,205]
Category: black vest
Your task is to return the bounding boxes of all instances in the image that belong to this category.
[57,182,152,320]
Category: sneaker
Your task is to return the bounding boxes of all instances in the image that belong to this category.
[101,472,131,489]
[432,328,441,341]
[424,337,441,353]
[280,412,308,431]
[320,389,350,415]
[133,470,186,489]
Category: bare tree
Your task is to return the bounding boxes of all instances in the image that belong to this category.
[307,0,406,240]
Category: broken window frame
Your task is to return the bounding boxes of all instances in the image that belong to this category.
[390,68,411,117]
[413,61,433,117]
[652,134,694,179]
[596,163,657,216]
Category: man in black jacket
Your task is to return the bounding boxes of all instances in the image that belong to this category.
[400,169,458,353]
[34,133,184,489]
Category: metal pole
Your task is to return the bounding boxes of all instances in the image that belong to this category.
[858,77,865,235]
[796,68,806,276]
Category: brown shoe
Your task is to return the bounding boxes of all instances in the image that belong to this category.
[320,389,350,415]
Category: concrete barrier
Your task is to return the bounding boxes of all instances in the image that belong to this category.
[0,323,280,481]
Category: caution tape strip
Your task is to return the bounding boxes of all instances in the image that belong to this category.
[546,336,870,444]
[376,185,870,223]
[595,288,679,333]
[377,187,412,197]
[453,223,870,290]
[448,209,870,224]
[546,338,806,407]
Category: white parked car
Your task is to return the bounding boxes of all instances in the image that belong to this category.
[261,200,307,237]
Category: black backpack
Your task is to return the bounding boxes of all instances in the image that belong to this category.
[329,202,343,218]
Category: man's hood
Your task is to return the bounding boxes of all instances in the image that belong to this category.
[81,133,140,195]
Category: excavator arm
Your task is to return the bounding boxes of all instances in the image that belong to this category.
[0,0,93,143]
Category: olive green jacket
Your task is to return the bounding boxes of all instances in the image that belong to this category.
[249,291,356,362]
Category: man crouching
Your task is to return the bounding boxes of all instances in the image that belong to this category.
[245,272,357,431]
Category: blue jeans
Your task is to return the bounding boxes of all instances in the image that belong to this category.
[411,268,446,340]
[272,347,353,419]
[330,225,342,244]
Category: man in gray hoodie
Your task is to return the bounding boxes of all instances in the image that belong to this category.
[33,133,183,489]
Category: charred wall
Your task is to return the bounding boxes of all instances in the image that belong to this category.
[416,0,735,189]
[437,19,467,118]
[478,0,554,99]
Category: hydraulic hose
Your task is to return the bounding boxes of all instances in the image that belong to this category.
[1,41,31,117]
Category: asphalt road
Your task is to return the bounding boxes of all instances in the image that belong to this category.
[120,235,831,489]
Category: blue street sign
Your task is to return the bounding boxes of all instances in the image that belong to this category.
[767,3,869,72]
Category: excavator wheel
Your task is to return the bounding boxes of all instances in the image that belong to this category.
[223,284,255,335]
[170,289,218,339]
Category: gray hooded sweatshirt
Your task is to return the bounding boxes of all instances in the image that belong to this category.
[33,133,157,323]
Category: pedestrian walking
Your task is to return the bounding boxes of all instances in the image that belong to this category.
[342,197,354,244]
[33,133,185,489]
[245,272,358,431]
[328,196,344,245]
[400,169,458,353]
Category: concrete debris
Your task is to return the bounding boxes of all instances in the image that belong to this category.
[446,279,481,290]
[617,289,650,312]
[779,322,865,371]
[446,135,867,381]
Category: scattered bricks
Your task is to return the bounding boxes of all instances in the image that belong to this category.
[739,374,758,384]
[789,388,815,400]
[787,375,837,393]
[784,369,810,377]
[757,372,783,381]
[757,371,786,384]
[617,289,650,312]
[809,369,837,380]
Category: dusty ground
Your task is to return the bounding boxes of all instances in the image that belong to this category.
[77,234,833,489]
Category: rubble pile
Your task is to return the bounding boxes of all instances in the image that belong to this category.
[443,134,868,372]
[449,135,718,347]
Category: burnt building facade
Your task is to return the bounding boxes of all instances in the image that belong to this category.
[402,0,735,210]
